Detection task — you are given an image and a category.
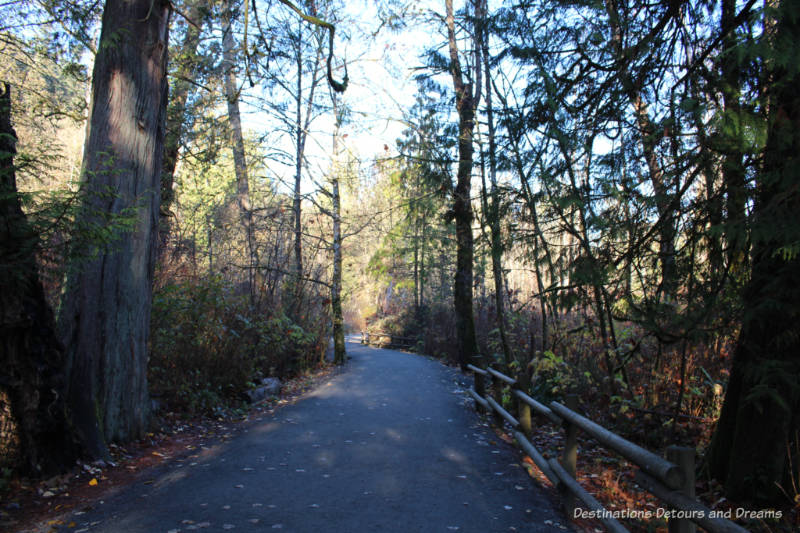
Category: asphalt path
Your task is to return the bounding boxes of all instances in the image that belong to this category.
[55,340,564,533]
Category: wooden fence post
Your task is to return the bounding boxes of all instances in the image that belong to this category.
[516,377,532,437]
[561,394,579,518]
[666,446,696,533]
[473,354,486,413]
[490,368,504,427]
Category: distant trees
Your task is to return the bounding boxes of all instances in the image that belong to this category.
[262,1,329,300]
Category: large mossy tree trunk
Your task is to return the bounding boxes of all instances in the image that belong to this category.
[445,0,483,371]
[0,84,79,475]
[58,0,170,459]
[706,0,800,504]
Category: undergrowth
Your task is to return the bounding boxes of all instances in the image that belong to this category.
[149,276,328,416]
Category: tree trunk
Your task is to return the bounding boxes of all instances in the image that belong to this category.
[160,0,205,239]
[289,16,324,285]
[221,0,256,295]
[445,0,483,371]
[293,25,304,281]
[413,208,420,313]
[58,0,170,458]
[481,28,512,371]
[707,0,800,504]
[0,84,79,474]
[330,95,346,365]
[419,218,426,310]
[293,22,305,281]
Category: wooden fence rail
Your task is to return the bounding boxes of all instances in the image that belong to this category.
[360,330,416,350]
[465,362,749,533]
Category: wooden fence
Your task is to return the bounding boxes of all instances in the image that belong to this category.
[465,363,749,533]
[360,330,416,350]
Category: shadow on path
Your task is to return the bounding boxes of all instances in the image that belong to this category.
[55,341,564,532]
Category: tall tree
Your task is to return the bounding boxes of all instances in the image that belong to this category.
[445,0,484,370]
[329,91,345,364]
[57,0,170,458]
[478,21,512,370]
[707,0,800,504]
[161,0,207,233]
[221,0,257,296]
[289,13,325,281]
[1,83,79,474]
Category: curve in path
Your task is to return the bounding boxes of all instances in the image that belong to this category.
[54,341,564,533]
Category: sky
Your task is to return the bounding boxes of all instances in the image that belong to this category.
[238,0,445,196]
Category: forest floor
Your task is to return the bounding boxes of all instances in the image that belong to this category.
[4,341,564,533]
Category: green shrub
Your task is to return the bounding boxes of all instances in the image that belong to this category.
[149,276,324,415]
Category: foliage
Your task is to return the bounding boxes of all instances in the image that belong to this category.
[149,276,324,415]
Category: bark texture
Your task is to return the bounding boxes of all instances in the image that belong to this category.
[58,0,170,458]
[445,0,483,370]
[330,95,346,365]
[0,84,79,474]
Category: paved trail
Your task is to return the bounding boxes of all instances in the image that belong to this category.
[56,341,564,533]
